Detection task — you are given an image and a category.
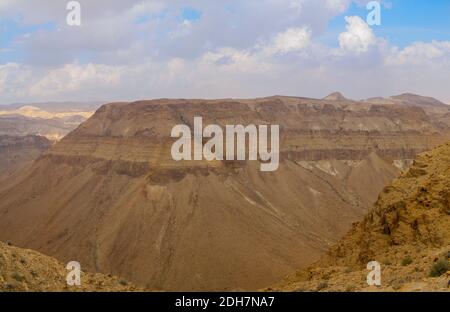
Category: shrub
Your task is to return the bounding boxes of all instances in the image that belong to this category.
[401,257,413,266]
[317,282,328,291]
[430,260,450,277]
[11,272,25,282]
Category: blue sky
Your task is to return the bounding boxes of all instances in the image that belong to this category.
[0,19,55,63]
[0,0,449,103]
[322,0,450,47]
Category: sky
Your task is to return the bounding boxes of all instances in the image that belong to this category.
[0,0,450,104]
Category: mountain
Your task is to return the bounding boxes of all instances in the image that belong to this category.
[0,241,138,291]
[0,102,102,141]
[272,142,450,292]
[323,92,348,101]
[0,135,51,177]
[0,96,449,291]
[364,94,450,125]
[365,93,448,108]
[391,93,448,108]
[2,102,102,113]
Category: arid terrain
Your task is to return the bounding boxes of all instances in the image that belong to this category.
[272,142,450,292]
[0,241,138,292]
[0,135,51,177]
[0,93,449,291]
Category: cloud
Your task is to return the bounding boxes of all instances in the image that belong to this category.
[0,63,32,97]
[265,27,312,55]
[326,0,351,13]
[338,16,376,54]
[0,1,449,104]
[385,41,450,66]
[29,63,121,97]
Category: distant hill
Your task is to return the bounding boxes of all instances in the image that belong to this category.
[323,92,348,101]
[0,102,103,140]
[364,93,449,108]
[1,101,103,113]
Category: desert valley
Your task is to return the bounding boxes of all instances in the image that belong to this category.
[0,93,449,292]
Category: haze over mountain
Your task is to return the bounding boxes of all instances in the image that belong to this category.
[0,102,102,141]
[0,135,51,177]
[0,94,449,291]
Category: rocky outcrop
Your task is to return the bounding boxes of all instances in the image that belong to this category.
[0,241,139,292]
[272,142,450,292]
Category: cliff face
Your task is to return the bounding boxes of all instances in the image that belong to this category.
[0,135,51,177]
[0,96,449,291]
[273,142,450,292]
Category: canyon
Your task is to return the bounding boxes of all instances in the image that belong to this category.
[0,93,449,291]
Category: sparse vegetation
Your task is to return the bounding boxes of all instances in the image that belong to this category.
[0,241,139,291]
[11,272,25,282]
[382,259,392,266]
[317,282,328,291]
[401,257,413,266]
[430,259,450,277]
[345,285,356,292]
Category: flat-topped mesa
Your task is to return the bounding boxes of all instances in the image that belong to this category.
[1,95,450,292]
[44,97,450,176]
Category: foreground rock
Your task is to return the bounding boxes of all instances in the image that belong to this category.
[272,142,450,292]
[0,242,139,292]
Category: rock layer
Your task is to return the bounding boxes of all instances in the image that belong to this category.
[272,142,450,292]
[0,96,449,291]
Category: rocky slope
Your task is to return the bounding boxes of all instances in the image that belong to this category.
[0,135,51,177]
[0,95,449,291]
[272,142,450,292]
[0,241,138,292]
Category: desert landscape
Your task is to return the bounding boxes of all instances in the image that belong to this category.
[0,93,449,292]
[0,0,449,298]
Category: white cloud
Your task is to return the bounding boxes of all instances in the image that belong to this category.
[0,1,450,104]
[0,63,32,98]
[385,41,450,66]
[338,16,376,54]
[266,27,312,55]
[28,63,121,98]
[326,0,351,13]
